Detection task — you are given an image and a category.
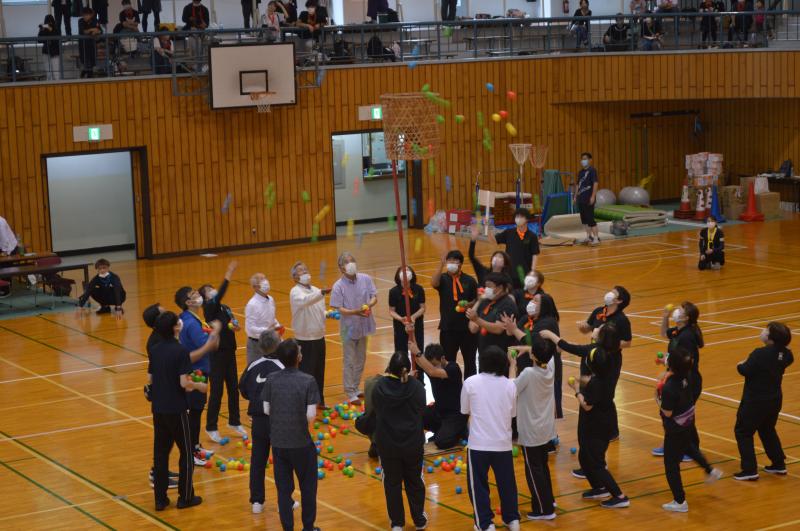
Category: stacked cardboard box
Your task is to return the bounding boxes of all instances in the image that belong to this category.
[756,192,782,219]
[685,152,724,185]
[721,185,745,220]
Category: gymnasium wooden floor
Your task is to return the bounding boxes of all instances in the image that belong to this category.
[1,218,799,531]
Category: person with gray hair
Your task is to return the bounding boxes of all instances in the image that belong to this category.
[330,252,377,405]
[238,329,284,514]
[245,272,283,366]
[289,261,331,407]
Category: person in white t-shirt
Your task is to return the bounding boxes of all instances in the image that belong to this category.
[510,335,557,521]
[289,261,330,407]
[461,346,521,531]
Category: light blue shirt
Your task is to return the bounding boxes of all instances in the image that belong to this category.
[329,272,377,340]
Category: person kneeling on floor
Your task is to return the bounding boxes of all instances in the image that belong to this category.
[698,217,724,270]
[77,258,127,317]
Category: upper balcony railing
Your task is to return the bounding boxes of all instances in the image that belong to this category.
[1,11,798,84]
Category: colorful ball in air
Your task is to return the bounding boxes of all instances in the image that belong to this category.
[455,486,463,494]
[570,447,577,455]
[505,123,518,137]
[499,110,509,119]
[492,113,501,122]
[506,90,517,100]
[455,114,465,124]
[665,303,674,312]
[486,82,494,92]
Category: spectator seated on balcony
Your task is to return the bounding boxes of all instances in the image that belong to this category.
[277,0,298,25]
[639,15,663,50]
[297,0,328,41]
[153,25,175,74]
[570,0,592,47]
[112,0,140,56]
[604,14,632,51]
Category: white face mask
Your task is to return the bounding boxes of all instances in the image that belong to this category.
[176,318,184,334]
[672,308,685,323]
[189,295,203,306]
[482,287,495,300]
[515,216,527,227]
[760,329,770,344]
[260,280,270,294]
[526,301,537,316]
[299,273,311,285]
[446,262,459,274]
[604,291,616,306]
[524,275,538,291]
[491,256,503,269]
[207,289,218,300]
[581,159,590,168]
[344,262,357,276]
[707,221,716,229]
[98,272,110,278]
[401,269,413,282]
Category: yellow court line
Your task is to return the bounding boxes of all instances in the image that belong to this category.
[756,518,800,531]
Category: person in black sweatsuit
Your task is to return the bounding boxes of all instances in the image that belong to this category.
[200,261,245,441]
[78,258,126,316]
[698,217,725,270]
[239,330,283,510]
[411,341,467,450]
[373,352,427,530]
[734,321,794,480]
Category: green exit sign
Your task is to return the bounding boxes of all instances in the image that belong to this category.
[371,106,382,120]
[87,127,101,141]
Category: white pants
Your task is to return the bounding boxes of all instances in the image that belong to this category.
[46,55,61,80]
[342,336,367,401]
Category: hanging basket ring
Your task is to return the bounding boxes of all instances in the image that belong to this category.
[380,92,441,161]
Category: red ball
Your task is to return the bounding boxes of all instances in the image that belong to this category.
[506,90,516,100]
[499,110,508,119]
[496,507,502,515]
[204,461,212,469]
[269,456,274,465]
[338,462,345,470]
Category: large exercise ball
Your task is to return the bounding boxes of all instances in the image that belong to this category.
[619,186,650,206]
[595,189,616,207]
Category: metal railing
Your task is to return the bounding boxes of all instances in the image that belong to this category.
[1,11,798,84]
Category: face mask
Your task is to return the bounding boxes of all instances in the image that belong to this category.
[401,270,413,282]
[299,273,311,285]
[581,159,590,168]
[345,262,357,276]
[207,289,218,299]
[446,262,459,274]
[760,329,770,344]
[515,216,527,227]
[672,308,685,323]
[526,301,537,316]
[491,256,503,269]
[308,7,315,14]
[190,296,203,306]
[98,272,110,278]
[260,280,270,293]
[524,276,537,291]
[707,221,716,229]
[482,287,495,300]
[176,318,184,334]
[604,291,616,306]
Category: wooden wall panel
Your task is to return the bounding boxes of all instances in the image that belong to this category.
[1,50,798,256]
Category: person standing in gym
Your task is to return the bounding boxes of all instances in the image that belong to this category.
[576,152,599,245]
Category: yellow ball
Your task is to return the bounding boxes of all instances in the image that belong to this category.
[492,113,501,122]
[236,441,243,448]
[568,376,576,386]
[666,304,674,312]
[324,433,330,440]
[244,463,251,471]
[505,123,518,137]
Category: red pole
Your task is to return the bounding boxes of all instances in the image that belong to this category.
[391,159,416,371]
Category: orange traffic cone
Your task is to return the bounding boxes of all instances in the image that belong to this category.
[739,181,764,222]
[693,187,707,220]
[674,183,694,219]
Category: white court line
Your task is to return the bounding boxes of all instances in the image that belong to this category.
[0,359,149,385]
[704,313,800,333]
[635,287,800,316]
[0,416,150,442]
[562,359,800,422]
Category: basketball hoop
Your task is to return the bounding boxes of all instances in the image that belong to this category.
[249,91,276,113]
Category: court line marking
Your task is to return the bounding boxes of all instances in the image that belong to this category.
[0,387,142,413]
[0,416,150,443]
[0,429,177,530]
[756,518,800,531]
[0,459,114,529]
[0,359,149,385]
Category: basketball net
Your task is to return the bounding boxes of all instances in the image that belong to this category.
[249,91,275,113]
[509,144,531,210]
[528,144,550,215]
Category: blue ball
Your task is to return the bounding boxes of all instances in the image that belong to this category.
[316,447,321,454]
[449,454,455,461]
[345,459,352,466]
[570,447,577,454]
[220,463,227,471]
[375,466,383,475]
[455,486,463,494]
[323,417,330,424]
[454,466,462,474]
[427,466,434,473]
[486,82,494,92]
[318,470,325,479]
[318,459,324,468]
[317,433,325,440]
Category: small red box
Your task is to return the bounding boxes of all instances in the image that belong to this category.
[446,209,473,233]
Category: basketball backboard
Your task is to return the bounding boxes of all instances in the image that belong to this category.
[208,42,296,110]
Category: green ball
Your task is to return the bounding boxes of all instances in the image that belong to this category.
[421,83,430,92]
[436,115,445,124]
[512,446,519,458]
